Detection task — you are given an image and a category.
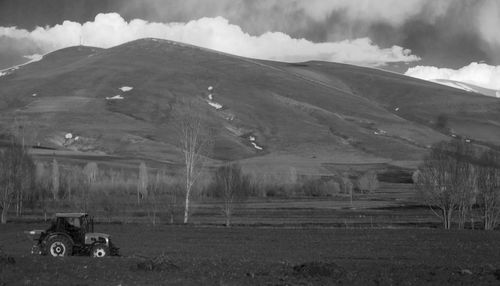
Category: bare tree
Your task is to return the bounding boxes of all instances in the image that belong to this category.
[9,117,38,217]
[0,137,35,224]
[51,158,60,201]
[34,161,50,221]
[339,175,354,207]
[448,140,477,229]
[174,99,213,224]
[214,163,249,227]
[356,171,379,193]
[82,162,98,212]
[83,162,98,184]
[64,165,81,202]
[137,161,148,204]
[160,173,184,224]
[146,170,162,226]
[144,169,184,225]
[477,150,500,230]
[414,140,476,229]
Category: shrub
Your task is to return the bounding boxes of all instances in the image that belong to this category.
[355,171,379,193]
[435,113,449,131]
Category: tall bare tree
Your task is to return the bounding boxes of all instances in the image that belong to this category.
[415,140,476,229]
[9,120,34,216]
[146,169,164,226]
[34,161,50,221]
[0,137,35,224]
[83,162,98,184]
[64,165,81,202]
[356,171,379,193]
[137,161,148,204]
[174,99,213,224]
[51,158,60,201]
[214,163,249,227]
[477,150,500,230]
[449,140,477,229]
[82,162,98,212]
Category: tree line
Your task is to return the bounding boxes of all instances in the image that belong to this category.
[0,137,378,226]
[414,139,500,230]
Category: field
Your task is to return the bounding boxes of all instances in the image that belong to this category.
[2,224,500,285]
[1,182,499,285]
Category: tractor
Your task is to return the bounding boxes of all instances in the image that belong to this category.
[24,213,119,257]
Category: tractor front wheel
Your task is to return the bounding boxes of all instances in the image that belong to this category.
[46,236,72,257]
[91,244,109,258]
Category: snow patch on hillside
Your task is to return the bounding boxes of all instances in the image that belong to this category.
[0,66,18,77]
[106,95,124,100]
[0,54,43,77]
[119,86,133,92]
[251,142,263,150]
[24,54,43,63]
[205,86,223,110]
[248,135,263,150]
[207,100,223,109]
[436,80,477,93]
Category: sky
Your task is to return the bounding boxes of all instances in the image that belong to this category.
[0,0,499,90]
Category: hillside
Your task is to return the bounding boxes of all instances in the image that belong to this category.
[1,38,500,176]
[434,79,500,98]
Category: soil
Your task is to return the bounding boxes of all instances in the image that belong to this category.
[1,223,500,285]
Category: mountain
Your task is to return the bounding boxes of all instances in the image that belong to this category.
[1,38,500,176]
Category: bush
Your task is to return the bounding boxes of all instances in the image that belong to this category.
[297,178,341,197]
[435,113,449,131]
[264,185,289,198]
[339,176,353,194]
[355,171,379,193]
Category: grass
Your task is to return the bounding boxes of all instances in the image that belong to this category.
[2,38,499,177]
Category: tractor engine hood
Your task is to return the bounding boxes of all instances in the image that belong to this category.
[85,233,111,245]
[24,229,45,240]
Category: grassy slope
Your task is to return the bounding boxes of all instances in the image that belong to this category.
[1,38,499,175]
[276,61,500,144]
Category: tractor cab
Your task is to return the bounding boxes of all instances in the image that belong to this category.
[48,213,93,244]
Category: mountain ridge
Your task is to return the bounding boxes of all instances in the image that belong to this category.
[1,38,499,175]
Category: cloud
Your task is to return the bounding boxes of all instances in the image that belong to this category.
[119,0,452,32]
[405,62,500,90]
[476,0,500,46]
[0,13,419,67]
[292,0,451,25]
[118,0,498,66]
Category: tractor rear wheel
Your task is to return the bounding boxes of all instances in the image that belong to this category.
[91,244,109,258]
[46,236,72,257]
